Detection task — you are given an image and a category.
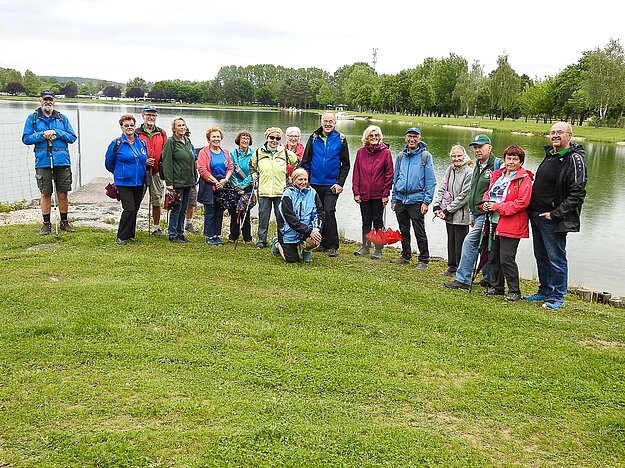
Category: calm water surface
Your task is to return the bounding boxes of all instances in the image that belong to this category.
[2,101,623,296]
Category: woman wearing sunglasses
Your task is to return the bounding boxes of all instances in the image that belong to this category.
[250,127,300,249]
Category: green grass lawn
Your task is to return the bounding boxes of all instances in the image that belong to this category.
[1,226,624,466]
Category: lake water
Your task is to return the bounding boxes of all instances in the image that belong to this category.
[2,100,623,297]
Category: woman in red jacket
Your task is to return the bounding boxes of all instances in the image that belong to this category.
[352,125,394,260]
[481,145,533,302]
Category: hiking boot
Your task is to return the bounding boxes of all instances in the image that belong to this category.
[444,280,470,291]
[390,257,410,264]
[524,293,548,302]
[215,237,224,245]
[354,245,370,257]
[370,246,383,260]
[116,238,127,246]
[38,222,52,236]
[505,292,522,302]
[484,287,504,296]
[415,262,428,271]
[151,227,163,236]
[256,241,266,249]
[169,236,185,243]
[542,300,564,310]
[327,248,338,257]
[271,237,280,256]
[185,222,197,233]
[177,235,189,243]
[60,220,75,232]
[205,236,221,246]
[440,268,455,276]
[313,245,327,252]
[302,250,313,263]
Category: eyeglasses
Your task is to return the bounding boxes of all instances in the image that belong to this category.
[406,135,420,140]
[122,124,135,128]
[321,120,335,125]
[287,135,299,139]
[550,130,570,136]
[268,135,282,141]
[368,134,380,138]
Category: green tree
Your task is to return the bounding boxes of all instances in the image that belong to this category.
[453,61,484,116]
[255,86,277,105]
[342,64,377,110]
[22,70,42,96]
[222,78,254,105]
[60,80,79,98]
[487,53,522,119]
[127,77,147,91]
[316,80,337,107]
[410,79,435,115]
[583,38,625,121]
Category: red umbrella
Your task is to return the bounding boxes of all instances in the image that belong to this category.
[366,228,403,246]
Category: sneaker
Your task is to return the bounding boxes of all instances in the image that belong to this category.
[313,245,327,253]
[505,292,522,302]
[440,268,455,276]
[390,257,410,264]
[116,238,127,245]
[302,250,313,263]
[542,300,564,310]
[177,235,189,243]
[415,262,428,271]
[370,249,382,260]
[354,246,370,257]
[244,239,253,245]
[151,227,163,236]
[38,222,52,236]
[444,280,470,291]
[484,287,504,296]
[169,236,185,243]
[327,248,338,257]
[271,237,280,256]
[256,241,266,249]
[60,220,75,232]
[473,278,489,287]
[215,237,224,245]
[185,222,197,233]
[205,236,220,246]
[524,293,548,302]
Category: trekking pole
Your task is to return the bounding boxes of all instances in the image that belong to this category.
[48,139,59,238]
[147,199,152,236]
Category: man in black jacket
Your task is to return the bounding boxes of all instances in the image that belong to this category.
[525,121,587,310]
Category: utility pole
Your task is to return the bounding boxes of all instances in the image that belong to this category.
[372,48,378,72]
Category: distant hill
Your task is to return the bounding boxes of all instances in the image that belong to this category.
[40,76,124,86]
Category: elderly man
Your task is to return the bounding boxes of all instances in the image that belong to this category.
[136,105,168,235]
[302,111,350,257]
[444,134,501,290]
[22,90,77,235]
[525,121,587,310]
[390,127,437,270]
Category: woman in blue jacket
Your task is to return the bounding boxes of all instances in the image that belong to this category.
[105,114,148,245]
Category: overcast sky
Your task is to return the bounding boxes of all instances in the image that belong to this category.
[3,0,623,84]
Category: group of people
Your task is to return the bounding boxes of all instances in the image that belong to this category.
[22,93,588,309]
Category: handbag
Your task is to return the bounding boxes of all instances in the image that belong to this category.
[197,177,214,205]
[213,184,238,211]
[105,182,119,200]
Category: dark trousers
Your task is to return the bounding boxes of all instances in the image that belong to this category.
[203,203,224,238]
[488,234,521,294]
[229,192,252,242]
[117,185,143,241]
[312,184,339,250]
[395,201,429,262]
[446,223,469,272]
[359,199,384,240]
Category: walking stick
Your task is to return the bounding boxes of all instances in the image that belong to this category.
[47,139,59,238]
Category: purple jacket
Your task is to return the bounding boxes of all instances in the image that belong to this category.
[352,143,394,201]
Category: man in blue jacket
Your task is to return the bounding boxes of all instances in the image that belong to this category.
[302,112,350,257]
[22,90,77,235]
[390,127,437,269]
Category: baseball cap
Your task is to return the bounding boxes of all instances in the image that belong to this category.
[469,134,491,146]
[143,105,158,113]
[40,89,55,99]
[405,127,421,135]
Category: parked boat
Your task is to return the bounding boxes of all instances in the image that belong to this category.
[335,112,354,120]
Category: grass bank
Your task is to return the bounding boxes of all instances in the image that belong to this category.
[1,225,624,466]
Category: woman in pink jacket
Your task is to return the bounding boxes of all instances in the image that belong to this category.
[352,125,394,260]
[481,145,533,302]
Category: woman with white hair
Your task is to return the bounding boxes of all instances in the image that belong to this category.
[285,126,304,177]
[352,125,394,259]
[249,127,300,248]
[433,144,473,276]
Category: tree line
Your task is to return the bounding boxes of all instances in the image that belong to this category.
[2,39,624,127]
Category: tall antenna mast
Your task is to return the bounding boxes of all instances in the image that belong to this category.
[372,48,378,71]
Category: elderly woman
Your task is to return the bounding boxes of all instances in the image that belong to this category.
[273,168,324,263]
[197,126,234,246]
[285,126,304,177]
[249,126,299,248]
[104,114,148,245]
[161,116,197,243]
[433,145,473,276]
[352,125,394,260]
[481,145,533,302]
[228,130,255,243]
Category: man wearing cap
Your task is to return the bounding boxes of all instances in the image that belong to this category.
[136,106,168,235]
[389,127,437,270]
[445,134,501,290]
[22,90,77,235]
[525,121,587,310]
[302,111,350,257]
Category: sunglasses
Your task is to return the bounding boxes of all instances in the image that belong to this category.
[268,135,282,141]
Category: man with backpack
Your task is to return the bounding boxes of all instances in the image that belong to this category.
[389,127,437,270]
[136,106,167,235]
[22,90,77,235]
[445,134,501,290]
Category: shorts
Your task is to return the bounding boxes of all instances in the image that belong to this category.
[36,166,72,195]
[188,183,198,209]
[149,172,164,206]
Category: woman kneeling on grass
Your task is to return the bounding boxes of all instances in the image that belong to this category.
[480,145,533,302]
[272,168,324,263]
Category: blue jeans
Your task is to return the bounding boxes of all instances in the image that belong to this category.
[167,187,191,239]
[455,214,488,285]
[529,210,568,302]
[257,196,281,245]
[203,203,224,238]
